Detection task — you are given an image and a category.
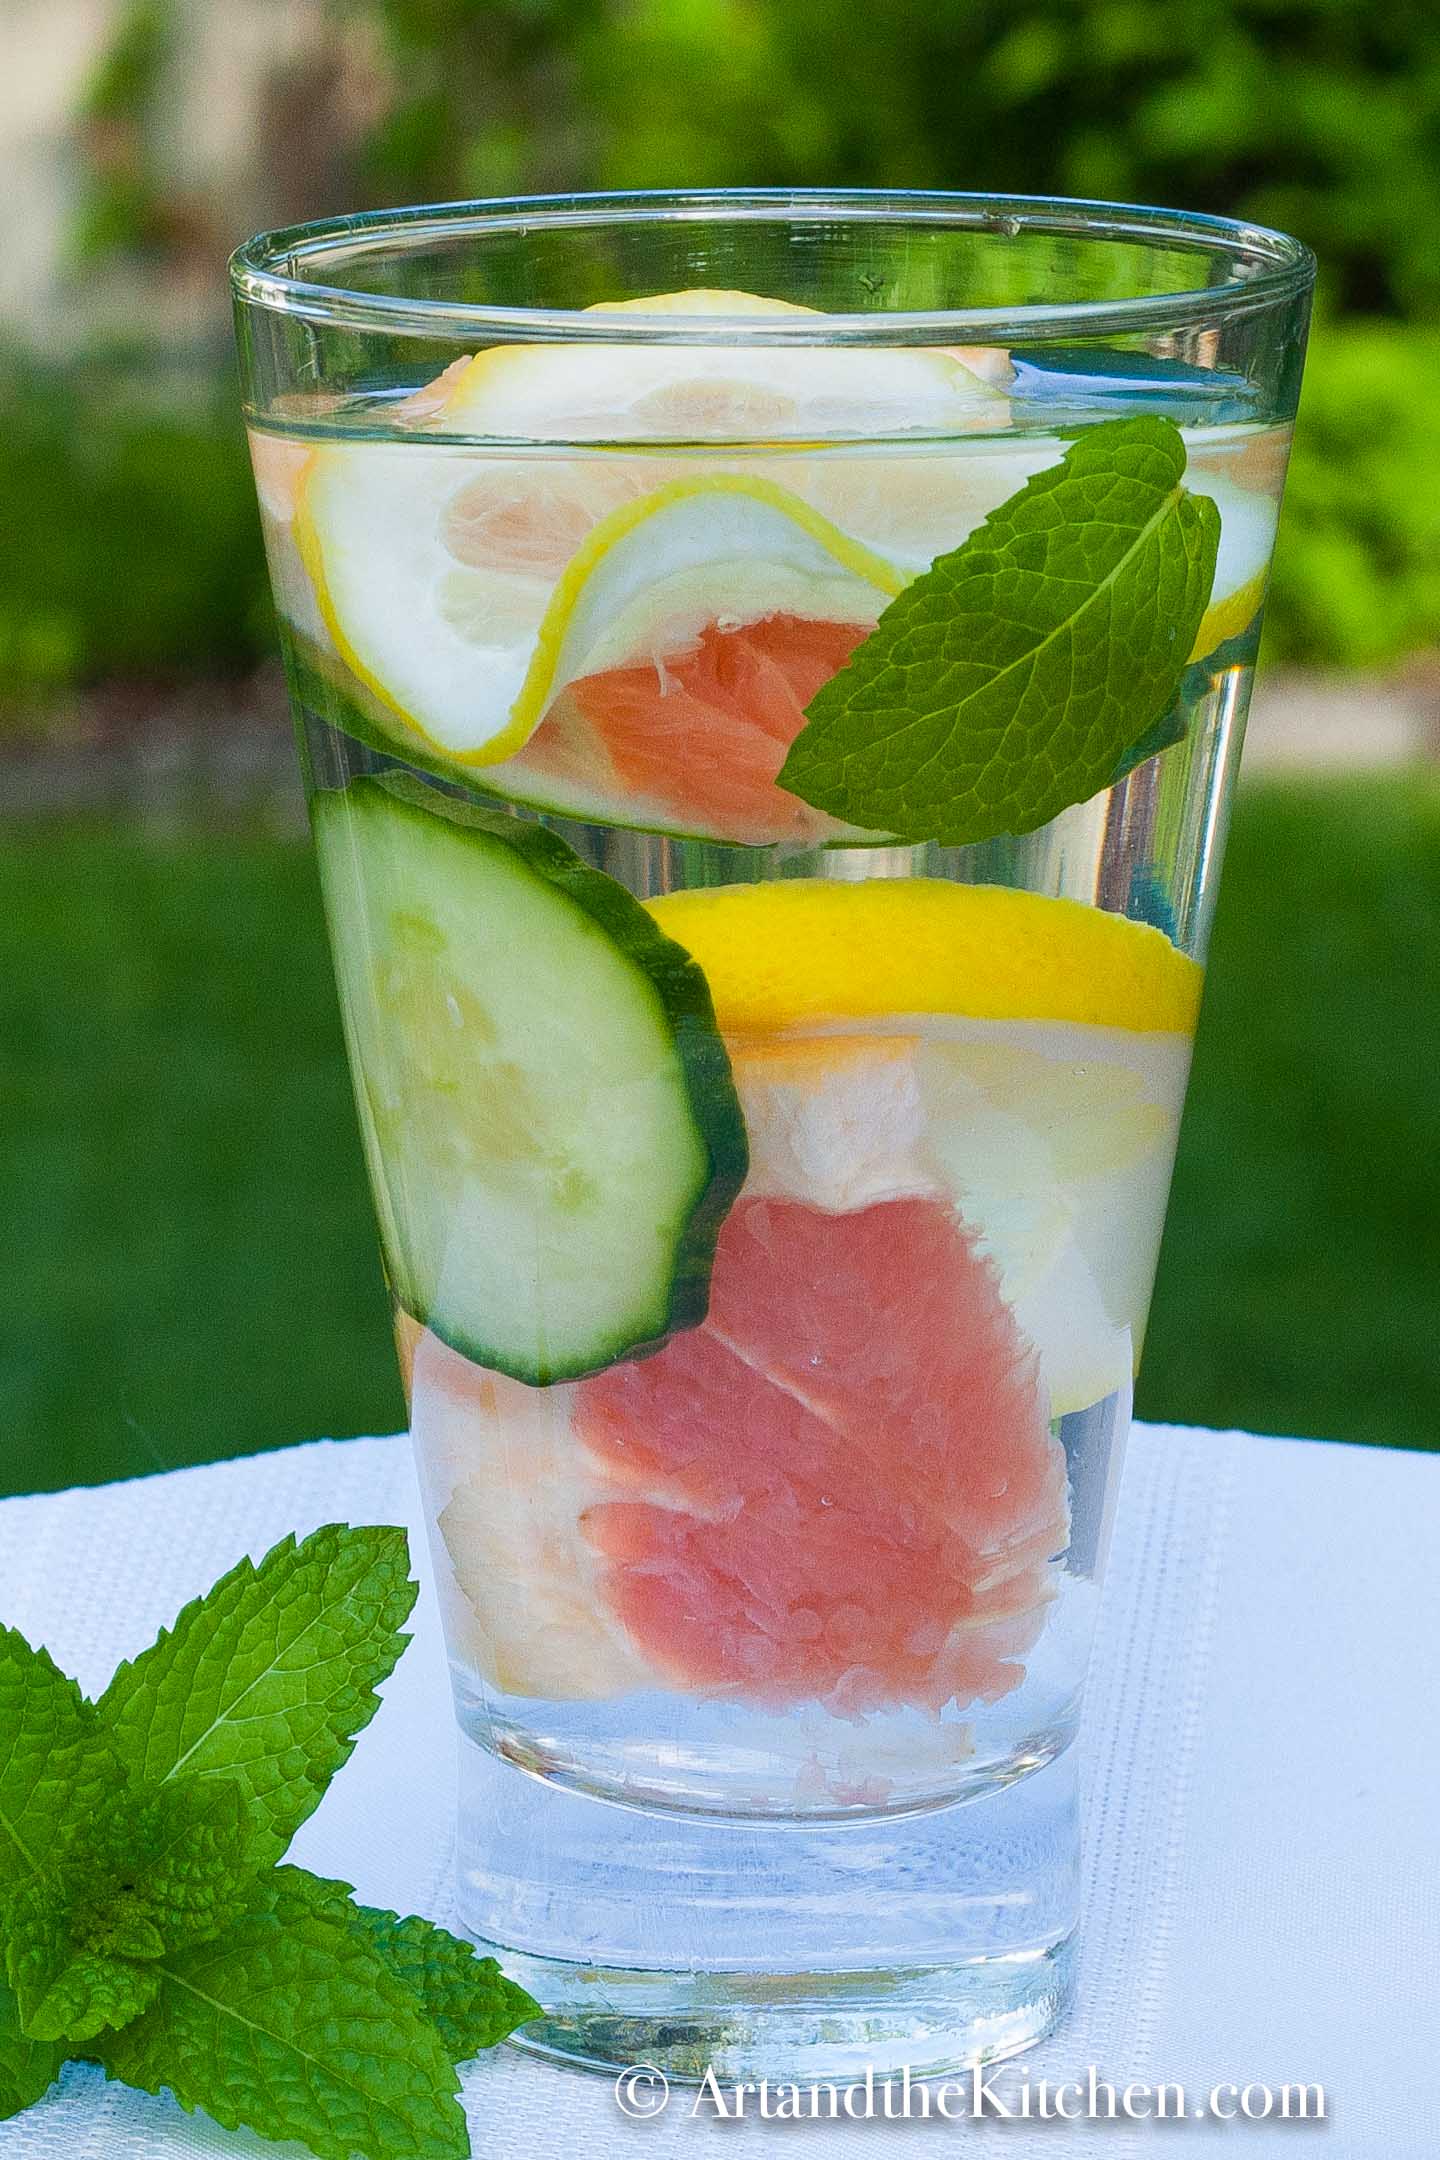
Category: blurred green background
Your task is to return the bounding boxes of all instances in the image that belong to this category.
[2,0,1437,1496]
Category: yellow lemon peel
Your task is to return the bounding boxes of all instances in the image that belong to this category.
[646,879,1202,1037]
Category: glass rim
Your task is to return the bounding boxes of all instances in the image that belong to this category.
[230,187,1315,345]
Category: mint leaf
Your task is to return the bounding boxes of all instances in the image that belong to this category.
[1107,611,1265,790]
[0,1970,65,2119]
[1,1534,526,2153]
[4,1777,261,2045]
[96,1525,417,1861]
[6,1872,160,2042]
[0,1628,121,1894]
[1104,694,1189,788]
[100,1867,468,2160]
[778,414,1221,845]
[350,1904,539,2060]
[277,1873,538,2064]
[73,1776,260,1958]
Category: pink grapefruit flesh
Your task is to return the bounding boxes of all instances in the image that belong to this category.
[522,612,867,842]
[575,1194,1068,1715]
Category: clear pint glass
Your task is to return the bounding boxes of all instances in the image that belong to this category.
[232,190,1312,2081]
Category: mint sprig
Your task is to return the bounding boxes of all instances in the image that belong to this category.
[778,414,1221,845]
[0,1972,63,2120]
[101,1868,469,2160]
[97,1521,417,1862]
[0,1525,540,2155]
[0,1629,122,1888]
[348,1899,542,2060]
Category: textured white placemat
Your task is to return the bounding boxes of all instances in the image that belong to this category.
[0,1420,1364,2156]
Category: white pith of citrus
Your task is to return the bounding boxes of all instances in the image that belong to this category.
[295,465,902,763]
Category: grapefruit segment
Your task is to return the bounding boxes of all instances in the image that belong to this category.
[415,1191,1068,1715]
[575,1194,1066,1715]
[545,613,870,841]
[725,1020,1189,1415]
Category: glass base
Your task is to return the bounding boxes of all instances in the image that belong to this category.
[489,1938,1076,2084]
[456,1731,1080,2082]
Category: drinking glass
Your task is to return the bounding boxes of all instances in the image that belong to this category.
[232,190,1312,2082]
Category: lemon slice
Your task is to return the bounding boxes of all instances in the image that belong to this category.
[289,279,1273,781]
[802,447,1277,636]
[295,465,902,764]
[792,439,1057,574]
[292,286,998,765]
[1187,471,1278,658]
[646,877,1203,1037]
[430,287,1008,444]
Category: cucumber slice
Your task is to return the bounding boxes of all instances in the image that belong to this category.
[313,773,748,1383]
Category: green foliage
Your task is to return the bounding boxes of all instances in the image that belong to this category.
[357,0,607,203]
[355,0,1440,318]
[80,0,169,125]
[1263,321,1440,669]
[70,2,174,266]
[0,1973,64,2120]
[0,346,269,706]
[76,0,1440,319]
[64,1778,258,1954]
[5,1776,260,2042]
[1140,774,1440,1448]
[329,1896,542,2060]
[6,1876,162,2043]
[100,1868,469,2159]
[781,417,1220,841]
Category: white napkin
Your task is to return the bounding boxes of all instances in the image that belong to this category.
[0,1424,1242,2155]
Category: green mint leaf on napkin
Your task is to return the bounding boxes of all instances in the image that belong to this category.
[0,1527,532,2157]
[272,1875,540,2064]
[350,1903,541,2060]
[6,1778,259,2041]
[5,1872,161,2042]
[0,1972,65,2121]
[0,1629,122,1894]
[96,1523,417,1862]
[78,1776,259,1951]
[100,1867,468,2160]
[778,414,1221,844]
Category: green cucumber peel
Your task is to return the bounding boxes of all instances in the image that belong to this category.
[314,773,749,1383]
